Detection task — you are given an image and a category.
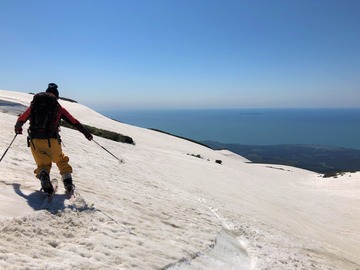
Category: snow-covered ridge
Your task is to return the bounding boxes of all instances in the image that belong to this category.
[0,90,359,269]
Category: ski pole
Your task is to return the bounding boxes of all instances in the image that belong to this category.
[93,139,124,163]
[0,134,18,162]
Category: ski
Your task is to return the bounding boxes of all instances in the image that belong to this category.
[40,178,58,209]
[64,187,79,209]
[65,187,77,201]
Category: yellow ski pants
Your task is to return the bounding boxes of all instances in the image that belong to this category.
[30,138,73,178]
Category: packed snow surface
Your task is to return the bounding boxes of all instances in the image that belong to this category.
[0,90,359,269]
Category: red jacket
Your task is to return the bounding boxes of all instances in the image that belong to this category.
[17,106,81,127]
[15,104,91,139]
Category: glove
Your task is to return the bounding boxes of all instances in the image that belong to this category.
[15,127,23,134]
[74,123,92,141]
[15,121,24,134]
[85,133,93,141]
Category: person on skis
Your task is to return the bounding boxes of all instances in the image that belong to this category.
[14,83,93,194]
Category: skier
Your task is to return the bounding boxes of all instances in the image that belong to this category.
[14,83,93,194]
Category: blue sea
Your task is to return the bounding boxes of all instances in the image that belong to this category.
[100,109,360,150]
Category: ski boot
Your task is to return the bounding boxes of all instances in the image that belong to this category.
[63,177,75,193]
[39,170,54,194]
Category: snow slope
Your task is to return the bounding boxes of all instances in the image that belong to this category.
[0,90,359,270]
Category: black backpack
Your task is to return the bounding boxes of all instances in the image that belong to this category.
[29,92,60,137]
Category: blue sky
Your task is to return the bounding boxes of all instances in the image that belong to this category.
[1,0,359,110]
